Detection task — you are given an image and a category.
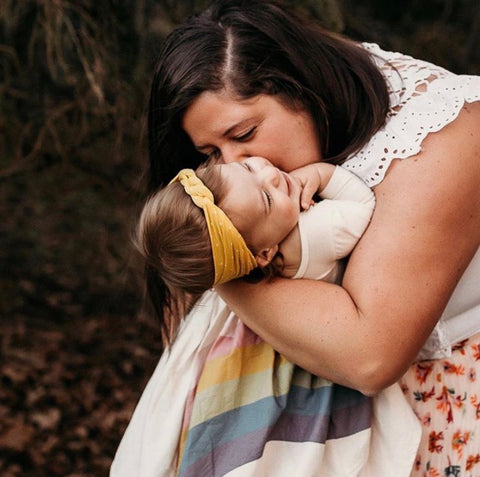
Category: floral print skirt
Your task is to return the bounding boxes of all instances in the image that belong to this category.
[399,331,480,477]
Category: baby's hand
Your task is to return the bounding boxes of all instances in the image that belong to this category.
[289,164,322,210]
[290,163,336,210]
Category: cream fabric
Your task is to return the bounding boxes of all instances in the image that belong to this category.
[344,43,480,187]
[293,166,375,282]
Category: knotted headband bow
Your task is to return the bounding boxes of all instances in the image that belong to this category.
[170,169,257,285]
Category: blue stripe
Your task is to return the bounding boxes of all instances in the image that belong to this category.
[179,383,371,474]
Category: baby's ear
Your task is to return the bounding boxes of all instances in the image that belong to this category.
[255,245,279,268]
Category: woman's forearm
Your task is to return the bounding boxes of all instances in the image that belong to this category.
[217,273,436,395]
[217,277,382,392]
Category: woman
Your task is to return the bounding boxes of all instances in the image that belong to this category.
[113,0,480,475]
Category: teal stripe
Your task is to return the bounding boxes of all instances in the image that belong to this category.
[179,385,371,477]
[180,383,337,470]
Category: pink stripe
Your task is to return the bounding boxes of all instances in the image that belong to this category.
[206,317,263,360]
[182,386,197,432]
[183,316,264,431]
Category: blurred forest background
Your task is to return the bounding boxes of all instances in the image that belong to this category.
[1,0,479,475]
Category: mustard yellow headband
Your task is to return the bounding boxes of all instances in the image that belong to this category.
[170,169,257,285]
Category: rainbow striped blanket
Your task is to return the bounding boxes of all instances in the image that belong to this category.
[111,291,420,477]
[177,317,372,476]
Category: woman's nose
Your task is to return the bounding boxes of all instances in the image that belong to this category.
[221,145,248,164]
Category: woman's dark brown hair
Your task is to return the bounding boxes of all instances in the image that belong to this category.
[147,0,390,189]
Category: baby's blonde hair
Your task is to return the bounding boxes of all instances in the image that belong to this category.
[136,165,225,346]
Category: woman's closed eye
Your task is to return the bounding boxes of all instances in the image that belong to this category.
[234,127,256,142]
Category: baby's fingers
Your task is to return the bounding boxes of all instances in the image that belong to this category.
[300,183,316,210]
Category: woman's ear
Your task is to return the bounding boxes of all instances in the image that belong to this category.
[255,245,279,268]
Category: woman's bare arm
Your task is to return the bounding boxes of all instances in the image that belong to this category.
[218,103,480,395]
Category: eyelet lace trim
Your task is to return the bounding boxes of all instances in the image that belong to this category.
[343,43,480,187]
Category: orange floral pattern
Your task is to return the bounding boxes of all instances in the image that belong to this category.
[400,332,480,477]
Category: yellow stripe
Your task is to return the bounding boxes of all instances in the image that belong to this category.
[291,367,333,389]
[196,342,287,391]
[177,428,187,477]
[189,360,294,427]
[188,344,333,427]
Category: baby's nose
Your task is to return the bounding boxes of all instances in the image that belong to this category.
[261,165,280,187]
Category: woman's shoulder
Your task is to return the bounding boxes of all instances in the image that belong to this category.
[372,101,480,204]
[379,100,480,195]
[343,43,480,186]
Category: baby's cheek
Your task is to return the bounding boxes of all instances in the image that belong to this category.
[288,208,300,227]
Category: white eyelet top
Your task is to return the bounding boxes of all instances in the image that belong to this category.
[343,43,480,359]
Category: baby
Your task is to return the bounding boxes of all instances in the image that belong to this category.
[136,157,375,343]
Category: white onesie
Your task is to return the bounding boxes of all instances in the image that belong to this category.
[292,165,375,283]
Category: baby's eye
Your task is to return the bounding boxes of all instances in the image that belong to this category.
[264,190,272,209]
[242,162,253,172]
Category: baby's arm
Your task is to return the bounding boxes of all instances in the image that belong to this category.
[278,165,375,280]
[289,163,337,210]
[273,163,336,277]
